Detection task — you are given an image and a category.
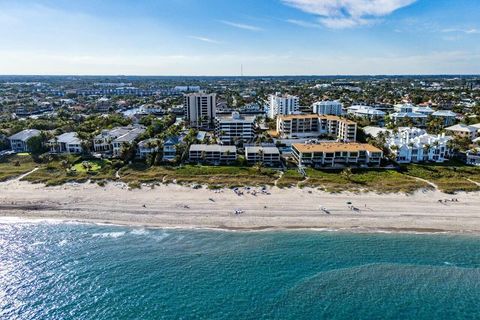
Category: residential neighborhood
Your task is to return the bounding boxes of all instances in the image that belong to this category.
[1,75,480,190]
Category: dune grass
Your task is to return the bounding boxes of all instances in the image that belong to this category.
[119,163,279,187]
[276,169,304,188]
[273,168,429,193]
[403,161,480,193]
[9,153,480,194]
[0,154,38,181]
[22,158,116,186]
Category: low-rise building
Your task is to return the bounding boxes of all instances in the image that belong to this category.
[215,112,255,145]
[292,142,383,168]
[93,126,145,156]
[49,132,83,154]
[431,110,457,126]
[385,127,452,163]
[412,106,435,115]
[445,124,478,140]
[312,100,343,116]
[276,114,357,141]
[390,112,428,127]
[347,105,386,120]
[189,144,237,164]
[137,139,159,159]
[463,148,480,166]
[245,146,281,165]
[8,129,42,153]
[163,136,180,161]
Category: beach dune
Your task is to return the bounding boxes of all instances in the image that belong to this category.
[1,180,480,233]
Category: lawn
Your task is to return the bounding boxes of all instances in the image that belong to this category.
[0,154,38,182]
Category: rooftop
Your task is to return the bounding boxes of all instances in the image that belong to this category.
[190,144,236,153]
[293,142,382,153]
[8,129,41,141]
[245,146,280,154]
[445,124,478,132]
[277,114,356,124]
[52,132,81,145]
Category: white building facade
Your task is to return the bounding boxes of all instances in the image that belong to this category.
[267,93,299,119]
[215,112,255,145]
[386,127,452,163]
[312,101,343,116]
[184,92,216,127]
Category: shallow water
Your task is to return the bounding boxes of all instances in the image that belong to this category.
[1,221,479,319]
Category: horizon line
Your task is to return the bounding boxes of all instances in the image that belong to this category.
[1,73,480,78]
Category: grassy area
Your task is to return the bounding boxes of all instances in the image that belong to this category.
[22,158,117,186]
[6,153,479,194]
[72,160,104,173]
[119,164,279,188]
[298,168,429,193]
[0,154,38,182]
[276,169,304,188]
[403,161,480,193]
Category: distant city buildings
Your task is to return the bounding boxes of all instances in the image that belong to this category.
[184,92,216,127]
[267,93,299,119]
[312,100,343,116]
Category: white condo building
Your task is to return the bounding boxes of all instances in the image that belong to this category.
[184,92,216,127]
[385,127,452,163]
[267,93,299,119]
[347,105,386,120]
[312,100,343,116]
[215,112,255,145]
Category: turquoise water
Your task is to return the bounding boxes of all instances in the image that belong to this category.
[1,221,480,319]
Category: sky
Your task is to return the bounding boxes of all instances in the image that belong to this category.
[0,0,479,76]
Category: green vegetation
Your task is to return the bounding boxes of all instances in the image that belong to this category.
[119,164,280,187]
[299,168,429,193]
[403,161,480,193]
[0,154,38,181]
[276,170,304,188]
[3,153,479,194]
[22,157,117,186]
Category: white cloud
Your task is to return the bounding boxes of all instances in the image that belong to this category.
[282,0,417,28]
[188,36,222,44]
[220,20,263,31]
[442,28,480,35]
[286,19,322,28]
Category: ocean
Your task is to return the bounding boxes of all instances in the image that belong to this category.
[1,220,479,319]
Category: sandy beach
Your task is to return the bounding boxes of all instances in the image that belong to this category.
[1,176,480,234]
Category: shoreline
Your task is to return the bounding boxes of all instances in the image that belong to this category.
[0,215,474,236]
[1,180,480,235]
